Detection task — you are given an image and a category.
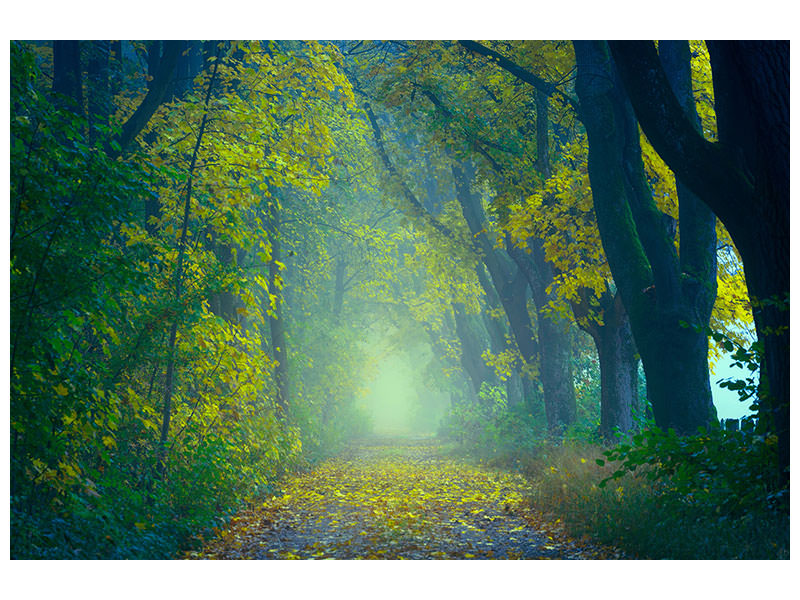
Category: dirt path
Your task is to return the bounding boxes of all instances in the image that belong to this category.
[189,438,614,559]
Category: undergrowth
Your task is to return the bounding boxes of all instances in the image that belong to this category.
[520,433,788,559]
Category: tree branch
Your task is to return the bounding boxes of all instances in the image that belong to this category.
[116,41,182,154]
[363,101,458,242]
[458,40,580,114]
[418,87,506,173]
[607,41,754,229]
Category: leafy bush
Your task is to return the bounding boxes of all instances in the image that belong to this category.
[439,383,546,460]
[597,426,785,514]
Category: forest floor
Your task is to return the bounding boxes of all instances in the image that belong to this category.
[188,437,623,559]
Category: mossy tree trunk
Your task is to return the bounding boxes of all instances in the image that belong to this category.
[609,40,789,486]
[452,42,642,437]
[574,40,717,435]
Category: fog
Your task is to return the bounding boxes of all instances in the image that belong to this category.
[359,329,450,436]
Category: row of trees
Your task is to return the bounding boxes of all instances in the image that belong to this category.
[10,39,787,557]
[346,40,786,482]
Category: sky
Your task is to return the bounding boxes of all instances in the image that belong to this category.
[710,358,757,421]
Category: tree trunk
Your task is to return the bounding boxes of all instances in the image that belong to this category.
[208,241,245,325]
[707,41,789,487]
[141,42,181,234]
[574,40,717,435]
[52,41,82,111]
[87,41,111,145]
[475,265,525,409]
[506,91,576,433]
[457,40,639,437]
[452,162,539,365]
[608,40,789,484]
[452,302,496,397]
[117,41,181,154]
[156,57,219,478]
[507,241,576,433]
[593,291,640,439]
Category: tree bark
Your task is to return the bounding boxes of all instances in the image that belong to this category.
[513,86,575,433]
[591,290,640,438]
[87,41,111,144]
[506,240,576,433]
[574,40,717,435]
[609,40,789,485]
[117,40,182,154]
[52,41,82,111]
[453,303,497,397]
[454,162,539,366]
[458,40,580,113]
[475,265,525,409]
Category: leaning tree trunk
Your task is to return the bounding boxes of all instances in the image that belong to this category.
[475,265,525,409]
[453,160,579,433]
[453,162,540,367]
[453,303,497,398]
[452,41,640,438]
[156,56,219,478]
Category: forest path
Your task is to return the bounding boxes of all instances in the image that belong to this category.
[189,437,613,559]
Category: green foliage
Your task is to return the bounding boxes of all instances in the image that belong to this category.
[439,383,546,459]
[571,331,602,429]
[711,329,763,414]
[595,327,783,514]
[596,426,784,513]
[531,328,787,558]
[9,40,365,559]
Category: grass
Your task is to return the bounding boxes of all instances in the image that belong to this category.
[504,441,789,559]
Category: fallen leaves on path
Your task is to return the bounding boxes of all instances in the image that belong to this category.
[188,439,620,559]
